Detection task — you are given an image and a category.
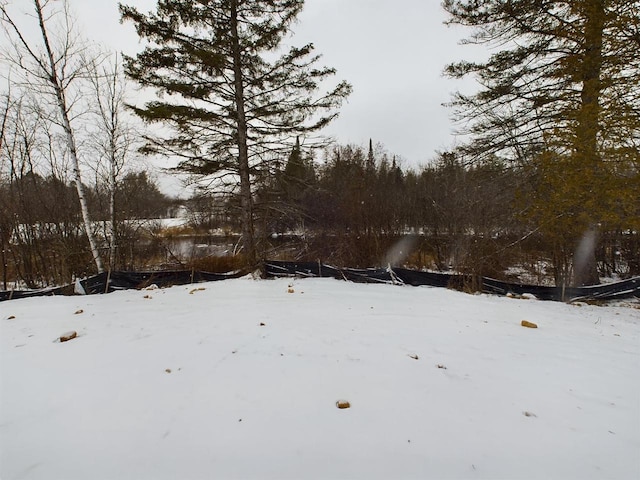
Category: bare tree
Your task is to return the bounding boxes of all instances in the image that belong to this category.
[87,52,136,270]
[1,0,104,273]
[0,89,13,289]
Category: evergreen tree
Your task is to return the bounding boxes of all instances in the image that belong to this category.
[444,0,640,285]
[120,0,351,266]
[366,138,375,173]
[282,137,307,201]
[272,136,315,232]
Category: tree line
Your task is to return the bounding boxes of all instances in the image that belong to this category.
[0,166,172,288]
[194,139,638,284]
[1,0,638,289]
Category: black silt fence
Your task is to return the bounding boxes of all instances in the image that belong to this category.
[1,261,639,303]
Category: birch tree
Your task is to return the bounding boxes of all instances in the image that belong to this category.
[87,53,136,270]
[1,0,104,273]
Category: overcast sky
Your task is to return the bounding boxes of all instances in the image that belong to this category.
[71,0,484,171]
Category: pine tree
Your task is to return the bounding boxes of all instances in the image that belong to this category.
[366,138,375,173]
[444,0,640,285]
[282,137,307,200]
[120,0,351,266]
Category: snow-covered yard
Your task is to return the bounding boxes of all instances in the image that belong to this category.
[1,277,639,480]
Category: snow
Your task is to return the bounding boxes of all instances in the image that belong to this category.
[1,277,639,480]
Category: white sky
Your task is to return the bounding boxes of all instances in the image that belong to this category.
[72,0,485,169]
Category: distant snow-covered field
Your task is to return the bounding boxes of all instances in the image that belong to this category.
[1,277,638,480]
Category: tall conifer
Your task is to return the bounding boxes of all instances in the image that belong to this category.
[444,0,640,285]
[120,0,351,266]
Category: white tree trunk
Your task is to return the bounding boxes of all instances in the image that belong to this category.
[33,0,104,273]
[108,152,116,270]
[60,107,104,274]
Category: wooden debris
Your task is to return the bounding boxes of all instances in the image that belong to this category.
[336,400,351,409]
[521,320,538,329]
[189,287,206,294]
[59,331,77,343]
[74,309,84,315]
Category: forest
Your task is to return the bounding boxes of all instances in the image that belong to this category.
[0,0,638,290]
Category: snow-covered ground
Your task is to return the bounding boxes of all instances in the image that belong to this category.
[1,277,639,480]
